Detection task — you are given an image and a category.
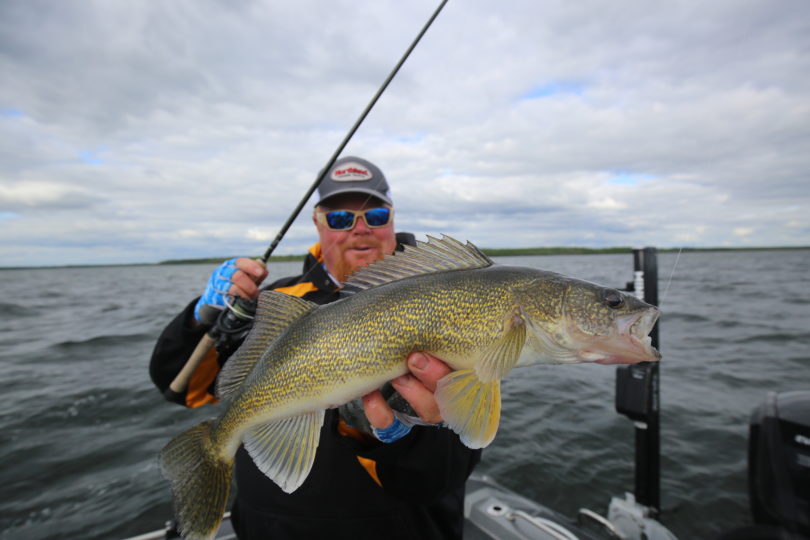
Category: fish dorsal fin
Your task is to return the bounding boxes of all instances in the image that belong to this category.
[216,291,316,401]
[344,235,493,292]
[244,409,325,493]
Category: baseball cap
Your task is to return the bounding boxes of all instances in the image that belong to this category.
[315,156,393,207]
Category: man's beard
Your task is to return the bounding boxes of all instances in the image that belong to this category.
[332,241,386,283]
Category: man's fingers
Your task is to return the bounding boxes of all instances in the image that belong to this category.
[391,373,443,424]
[362,390,395,430]
[365,353,453,431]
[235,257,268,282]
[406,352,452,392]
[229,258,268,300]
[230,271,261,300]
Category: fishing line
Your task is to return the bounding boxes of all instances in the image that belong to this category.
[658,246,682,309]
[259,0,448,266]
[224,297,255,319]
[263,0,448,286]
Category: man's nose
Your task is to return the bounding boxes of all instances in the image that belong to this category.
[351,214,372,233]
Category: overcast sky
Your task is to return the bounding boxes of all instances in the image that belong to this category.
[1,0,808,266]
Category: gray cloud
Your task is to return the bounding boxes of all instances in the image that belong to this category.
[1,0,808,266]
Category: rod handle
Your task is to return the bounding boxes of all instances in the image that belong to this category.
[169,333,217,394]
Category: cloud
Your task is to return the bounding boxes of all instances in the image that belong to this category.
[0,0,808,266]
[0,181,100,210]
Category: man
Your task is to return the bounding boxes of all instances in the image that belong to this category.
[150,156,480,539]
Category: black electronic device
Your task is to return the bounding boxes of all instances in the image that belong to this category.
[748,390,810,536]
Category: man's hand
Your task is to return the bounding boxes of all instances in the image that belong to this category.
[227,258,268,299]
[363,352,452,440]
[194,257,268,323]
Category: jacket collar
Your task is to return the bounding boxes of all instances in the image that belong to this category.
[302,242,340,292]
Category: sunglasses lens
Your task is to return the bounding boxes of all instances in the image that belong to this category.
[325,211,355,230]
[323,208,391,230]
[364,208,391,227]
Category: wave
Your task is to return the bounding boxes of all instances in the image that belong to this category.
[0,302,39,317]
[53,333,154,351]
[737,331,810,344]
[663,312,713,323]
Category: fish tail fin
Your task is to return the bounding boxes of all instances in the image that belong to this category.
[159,420,232,540]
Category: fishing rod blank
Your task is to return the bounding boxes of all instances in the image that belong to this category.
[166,0,449,399]
[261,0,448,264]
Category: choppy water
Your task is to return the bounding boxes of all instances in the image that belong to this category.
[1,250,808,539]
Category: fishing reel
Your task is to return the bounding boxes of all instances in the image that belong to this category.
[212,296,257,358]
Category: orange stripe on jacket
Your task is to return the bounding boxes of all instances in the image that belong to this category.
[338,419,382,487]
[273,282,319,297]
[308,242,324,262]
[185,347,220,408]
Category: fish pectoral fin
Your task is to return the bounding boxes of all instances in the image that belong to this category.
[435,369,500,449]
[217,291,317,401]
[243,409,325,493]
[475,308,526,382]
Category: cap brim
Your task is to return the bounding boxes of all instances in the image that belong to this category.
[315,188,393,207]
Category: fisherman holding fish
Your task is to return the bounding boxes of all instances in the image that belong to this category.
[150,156,482,539]
[152,156,660,540]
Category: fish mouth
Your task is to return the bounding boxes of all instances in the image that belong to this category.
[579,308,661,365]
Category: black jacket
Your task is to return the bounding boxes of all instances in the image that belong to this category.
[149,235,480,539]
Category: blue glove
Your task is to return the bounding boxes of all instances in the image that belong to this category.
[194,258,239,323]
[372,417,413,443]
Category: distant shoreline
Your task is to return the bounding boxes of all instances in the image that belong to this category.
[3,245,808,270]
[156,244,810,265]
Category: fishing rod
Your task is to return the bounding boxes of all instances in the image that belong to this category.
[166,0,449,401]
[261,0,448,264]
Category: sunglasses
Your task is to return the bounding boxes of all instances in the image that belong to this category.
[316,207,393,231]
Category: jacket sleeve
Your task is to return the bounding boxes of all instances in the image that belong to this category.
[348,425,481,503]
[149,298,213,405]
[149,276,294,408]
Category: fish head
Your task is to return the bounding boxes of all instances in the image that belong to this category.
[515,274,660,365]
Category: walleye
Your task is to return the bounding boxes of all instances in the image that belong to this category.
[159,235,660,539]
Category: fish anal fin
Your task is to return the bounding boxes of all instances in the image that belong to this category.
[217,292,316,400]
[475,307,526,382]
[244,409,325,493]
[435,369,500,449]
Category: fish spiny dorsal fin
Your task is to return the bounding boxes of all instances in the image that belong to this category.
[216,291,316,401]
[344,235,493,292]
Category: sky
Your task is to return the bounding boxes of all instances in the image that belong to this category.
[1,0,809,267]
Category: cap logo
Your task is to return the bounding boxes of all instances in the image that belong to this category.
[331,162,373,182]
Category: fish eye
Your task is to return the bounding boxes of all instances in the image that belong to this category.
[602,289,625,309]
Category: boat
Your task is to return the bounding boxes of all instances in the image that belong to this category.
[128,248,810,540]
[127,468,675,540]
[125,470,664,540]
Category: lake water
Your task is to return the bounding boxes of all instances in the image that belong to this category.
[1,249,808,539]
